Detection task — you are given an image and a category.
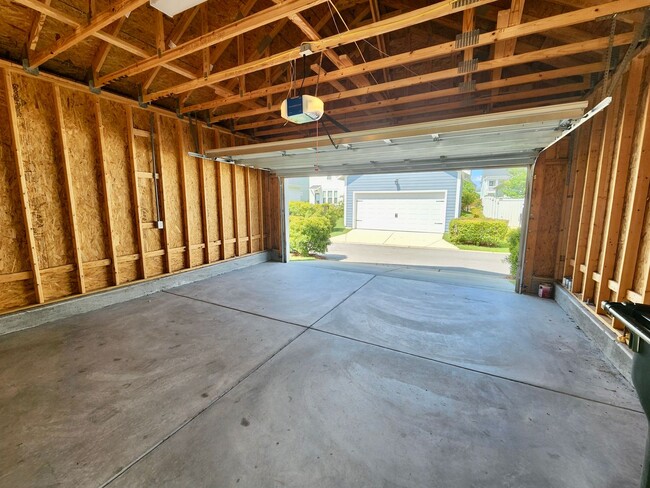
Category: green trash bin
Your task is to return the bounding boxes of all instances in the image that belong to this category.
[603,301,650,488]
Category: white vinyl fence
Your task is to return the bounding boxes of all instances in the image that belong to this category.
[482,196,524,228]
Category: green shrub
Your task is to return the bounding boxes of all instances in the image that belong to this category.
[469,206,484,218]
[448,218,509,247]
[505,228,521,277]
[289,215,331,256]
[288,201,315,218]
[288,201,341,231]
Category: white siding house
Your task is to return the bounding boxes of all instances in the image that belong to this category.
[345,171,461,233]
[309,176,346,205]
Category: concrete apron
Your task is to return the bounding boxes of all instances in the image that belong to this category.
[0,262,644,487]
[331,229,458,249]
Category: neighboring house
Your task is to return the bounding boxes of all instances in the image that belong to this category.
[479,169,525,228]
[285,177,309,202]
[345,171,461,233]
[479,168,511,198]
[309,175,346,205]
[482,196,524,228]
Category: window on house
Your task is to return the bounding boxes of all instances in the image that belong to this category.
[488,179,496,187]
[327,175,332,180]
[328,191,333,203]
[334,191,338,204]
[315,194,320,203]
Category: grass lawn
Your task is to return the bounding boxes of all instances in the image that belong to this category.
[289,254,317,261]
[443,233,509,253]
[330,217,352,238]
[453,244,509,253]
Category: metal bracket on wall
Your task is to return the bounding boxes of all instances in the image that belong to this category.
[458,58,478,74]
[455,29,480,49]
[21,59,39,76]
[452,0,481,10]
[88,79,102,95]
[137,84,150,109]
[459,80,476,93]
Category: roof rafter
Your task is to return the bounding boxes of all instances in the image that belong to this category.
[236,62,602,131]
[181,0,649,112]
[146,0,497,103]
[96,0,329,87]
[209,32,632,123]
[22,0,149,68]
[184,0,646,115]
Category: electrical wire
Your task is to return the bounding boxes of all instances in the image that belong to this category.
[326,0,379,86]
[314,52,324,98]
[326,0,442,90]
[299,53,307,95]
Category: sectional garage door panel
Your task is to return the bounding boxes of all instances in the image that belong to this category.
[355,192,446,233]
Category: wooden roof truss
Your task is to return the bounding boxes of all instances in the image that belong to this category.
[8,0,650,140]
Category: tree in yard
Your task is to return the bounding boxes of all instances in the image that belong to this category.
[497,167,528,198]
[461,179,481,212]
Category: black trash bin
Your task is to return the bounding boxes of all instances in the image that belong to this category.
[603,301,650,488]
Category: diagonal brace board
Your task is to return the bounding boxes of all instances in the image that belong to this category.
[96,0,329,87]
[145,0,498,102]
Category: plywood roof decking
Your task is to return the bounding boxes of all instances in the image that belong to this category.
[1,0,648,141]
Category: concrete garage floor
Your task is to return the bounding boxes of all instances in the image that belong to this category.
[0,262,646,487]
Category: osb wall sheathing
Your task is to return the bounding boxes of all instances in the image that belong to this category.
[235,166,247,256]
[59,88,111,292]
[0,66,271,316]
[521,139,570,294]
[0,73,33,310]
[179,123,204,268]
[220,163,236,259]
[202,128,220,261]
[13,75,77,301]
[100,99,139,284]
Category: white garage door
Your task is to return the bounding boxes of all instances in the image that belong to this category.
[355,192,446,233]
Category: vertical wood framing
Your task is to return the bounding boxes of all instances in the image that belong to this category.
[53,85,86,294]
[214,131,226,260]
[580,86,622,301]
[231,164,240,256]
[176,119,192,268]
[154,11,165,55]
[2,68,45,303]
[27,1,52,51]
[197,127,211,263]
[571,112,605,294]
[94,99,120,285]
[562,121,592,277]
[257,169,265,250]
[522,164,544,290]
[201,4,211,78]
[615,64,650,303]
[244,166,253,254]
[126,105,147,279]
[154,114,172,273]
[596,59,645,312]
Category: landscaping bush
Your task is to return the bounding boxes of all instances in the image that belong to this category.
[288,201,314,218]
[289,215,331,256]
[448,218,509,247]
[505,228,521,277]
[288,201,341,231]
